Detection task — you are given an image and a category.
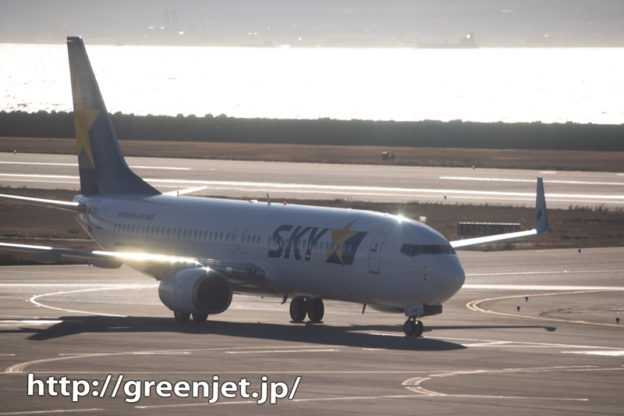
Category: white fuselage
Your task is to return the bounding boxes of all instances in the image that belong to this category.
[75,194,465,311]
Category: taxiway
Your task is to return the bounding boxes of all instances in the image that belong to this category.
[1,152,623,209]
[0,247,622,415]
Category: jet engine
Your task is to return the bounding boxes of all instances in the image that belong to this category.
[158,267,232,315]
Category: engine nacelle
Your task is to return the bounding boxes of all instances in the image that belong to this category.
[158,267,232,315]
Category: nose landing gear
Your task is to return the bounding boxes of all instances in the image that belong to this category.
[403,317,424,337]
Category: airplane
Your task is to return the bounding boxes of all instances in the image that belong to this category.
[0,37,549,337]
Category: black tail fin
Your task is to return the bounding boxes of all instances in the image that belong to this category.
[67,36,159,196]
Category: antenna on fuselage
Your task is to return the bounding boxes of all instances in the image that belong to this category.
[266,193,271,206]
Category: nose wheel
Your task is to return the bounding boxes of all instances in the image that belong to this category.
[403,317,424,337]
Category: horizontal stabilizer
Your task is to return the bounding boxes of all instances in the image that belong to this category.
[163,186,208,197]
[0,193,83,212]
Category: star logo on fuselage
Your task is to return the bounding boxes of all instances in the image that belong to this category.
[73,80,100,168]
[325,219,367,265]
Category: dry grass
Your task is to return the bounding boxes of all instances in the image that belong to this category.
[1,136,623,171]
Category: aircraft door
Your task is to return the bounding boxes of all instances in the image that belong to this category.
[368,232,387,274]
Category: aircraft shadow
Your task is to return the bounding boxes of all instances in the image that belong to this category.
[16,316,468,351]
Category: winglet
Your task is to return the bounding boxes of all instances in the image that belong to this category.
[534,177,549,234]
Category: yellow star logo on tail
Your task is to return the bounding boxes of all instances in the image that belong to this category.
[73,80,100,168]
[326,219,360,264]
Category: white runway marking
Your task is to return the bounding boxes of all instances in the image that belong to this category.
[28,284,155,318]
[135,393,587,410]
[5,345,343,374]
[461,341,512,347]
[9,337,618,374]
[131,165,190,171]
[440,176,624,187]
[2,173,624,202]
[0,160,190,171]
[131,351,192,356]
[401,365,599,401]
[225,349,339,354]
[463,284,624,291]
[467,269,624,277]
[0,161,77,167]
[0,320,61,326]
[135,365,599,410]
[466,290,624,328]
[58,353,101,356]
[0,283,127,288]
[365,332,403,337]
[0,409,103,415]
[561,351,624,356]
[0,179,78,185]
[0,173,77,180]
[146,179,624,201]
[438,336,617,349]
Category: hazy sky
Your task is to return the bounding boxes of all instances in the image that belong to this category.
[1,0,623,47]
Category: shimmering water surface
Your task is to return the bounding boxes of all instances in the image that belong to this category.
[1,44,623,123]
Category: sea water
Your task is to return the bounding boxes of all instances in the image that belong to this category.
[1,43,622,124]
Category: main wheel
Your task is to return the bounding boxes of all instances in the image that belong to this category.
[403,319,416,336]
[414,320,424,337]
[307,298,324,323]
[192,312,208,322]
[289,297,308,322]
[174,311,190,322]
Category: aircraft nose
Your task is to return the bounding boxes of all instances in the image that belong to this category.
[433,254,465,303]
[449,255,466,292]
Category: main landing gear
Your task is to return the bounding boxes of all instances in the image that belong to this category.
[173,311,208,323]
[289,296,324,323]
[403,317,424,337]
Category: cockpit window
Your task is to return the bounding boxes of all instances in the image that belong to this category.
[401,243,456,256]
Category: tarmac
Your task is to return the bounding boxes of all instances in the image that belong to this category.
[1,152,623,209]
[0,247,622,415]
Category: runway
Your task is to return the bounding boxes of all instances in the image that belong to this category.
[0,247,622,415]
[1,152,623,209]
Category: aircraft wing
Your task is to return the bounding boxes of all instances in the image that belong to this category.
[450,177,548,250]
[0,242,200,268]
[0,242,266,284]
